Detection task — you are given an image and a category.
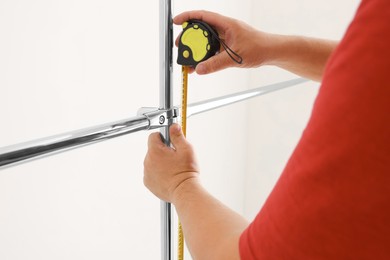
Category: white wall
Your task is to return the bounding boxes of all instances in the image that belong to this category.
[0,0,251,259]
[0,0,362,259]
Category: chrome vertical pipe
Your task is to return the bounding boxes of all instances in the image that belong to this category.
[159,0,174,260]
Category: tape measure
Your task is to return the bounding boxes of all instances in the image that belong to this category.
[177,20,220,67]
[177,65,188,260]
[176,20,242,260]
[176,20,220,260]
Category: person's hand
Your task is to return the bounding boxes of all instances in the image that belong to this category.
[143,124,200,202]
[174,10,273,74]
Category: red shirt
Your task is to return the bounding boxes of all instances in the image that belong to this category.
[239,0,390,259]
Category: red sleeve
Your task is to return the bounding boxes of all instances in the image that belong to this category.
[240,0,390,259]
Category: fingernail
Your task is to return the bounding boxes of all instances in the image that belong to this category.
[171,124,181,134]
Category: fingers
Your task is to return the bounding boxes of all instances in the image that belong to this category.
[175,32,181,47]
[147,124,187,151]
[196,52,233,74]
[147,132,165,150]
[173,10,230,31]
[169,124,188,150]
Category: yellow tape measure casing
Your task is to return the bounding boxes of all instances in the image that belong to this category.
[177,20,220,67]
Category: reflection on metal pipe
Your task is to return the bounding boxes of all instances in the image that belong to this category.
[159,0,174,259]
[187,78,308,117]
[0,116,149,170]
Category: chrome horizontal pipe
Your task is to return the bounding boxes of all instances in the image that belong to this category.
[0,115,149,170]
[0,78,307,171]
[187,78,308,117]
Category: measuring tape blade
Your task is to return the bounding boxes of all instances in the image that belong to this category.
[177,20,222,260]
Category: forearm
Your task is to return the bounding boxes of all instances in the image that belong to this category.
[262,33,338,81]
[173,178,249,260]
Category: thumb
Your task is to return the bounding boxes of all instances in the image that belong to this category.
[195,52,232,75]
[169,124,187,150]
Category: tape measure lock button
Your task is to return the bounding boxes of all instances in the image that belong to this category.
[183,50,190,59]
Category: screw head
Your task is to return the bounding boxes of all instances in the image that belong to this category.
[159,115,165,124]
